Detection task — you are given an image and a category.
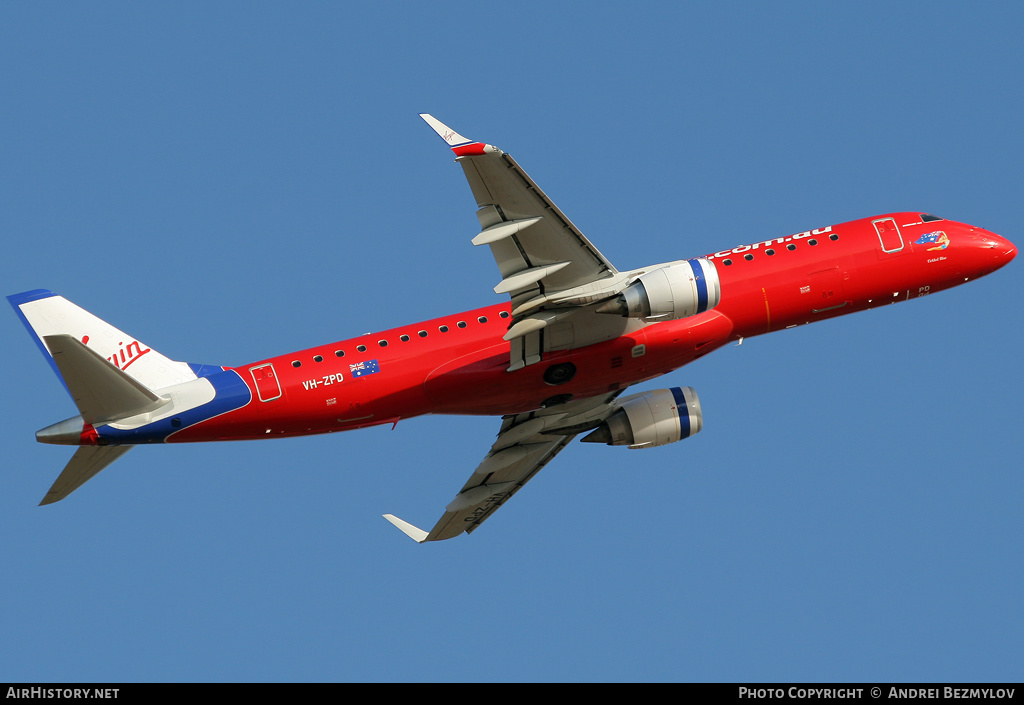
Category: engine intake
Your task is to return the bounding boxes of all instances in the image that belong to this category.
[581,386,703,448]
[597,258,720,322]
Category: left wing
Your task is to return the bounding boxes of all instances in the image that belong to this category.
[419,114,618,293]
[420,115,639,371]
[384,392,623,542]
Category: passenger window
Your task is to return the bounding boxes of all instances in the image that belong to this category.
[478,316,488,323]
[787,244,797,251]
[378,340,388,347]
[744,253,753,261]
[400,334,410,342]
[723,259,733,266]
[457,321,467,328]
[335,350,345,357]
[291,360,301,368]
[313,355,323,362]
[766,249,775,256]
[418,330,427,337]
[439,325,449,333]
[499,311,510,318]
[356,345,366,352]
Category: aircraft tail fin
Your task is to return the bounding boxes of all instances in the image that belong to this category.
[8,290,199,504]
[39,446,133,506]
[7,289,198,397]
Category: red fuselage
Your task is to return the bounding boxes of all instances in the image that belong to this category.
[169,212,1016,443]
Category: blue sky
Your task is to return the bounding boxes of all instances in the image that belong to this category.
[1,2,1021,682]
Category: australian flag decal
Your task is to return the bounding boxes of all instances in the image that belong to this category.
[914,231,950,250]
[349,359,381,378]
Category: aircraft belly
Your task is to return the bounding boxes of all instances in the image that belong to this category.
[423,345,527,413]
[423,317,731,416]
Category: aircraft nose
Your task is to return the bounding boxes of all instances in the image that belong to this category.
[957,225,1016,279]
[1001,236,1017,263]
[988,232,1017,266]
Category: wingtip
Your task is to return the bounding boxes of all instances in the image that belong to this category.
[419,113,471,147]
[419,114,499,156]
[383,513,429,543]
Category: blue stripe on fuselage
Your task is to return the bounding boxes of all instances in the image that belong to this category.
[96,369,251,444]
[188,362,227,378]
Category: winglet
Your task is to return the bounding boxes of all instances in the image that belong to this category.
[419,114,500,157]
[382,513,429,543]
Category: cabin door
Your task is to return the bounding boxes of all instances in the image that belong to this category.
[249,363,282,402]
[873,217,904,253]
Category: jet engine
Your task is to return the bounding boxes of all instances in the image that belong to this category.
[597,258,720,322]
[581,386,703,449]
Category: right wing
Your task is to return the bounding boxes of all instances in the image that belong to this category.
[384,391,624,542]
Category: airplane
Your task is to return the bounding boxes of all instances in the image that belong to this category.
[8,114,1017,543]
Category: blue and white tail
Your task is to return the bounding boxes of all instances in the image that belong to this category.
[8,289,198,394]
[8,289,202,505]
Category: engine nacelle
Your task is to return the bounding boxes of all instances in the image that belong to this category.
[581,386,703,449]
[598,258,721,322]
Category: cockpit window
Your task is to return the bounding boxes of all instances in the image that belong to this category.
[921,213,943,222]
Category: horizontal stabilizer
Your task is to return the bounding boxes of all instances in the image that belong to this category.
[43,334,168,426]
[40,446,132,505]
